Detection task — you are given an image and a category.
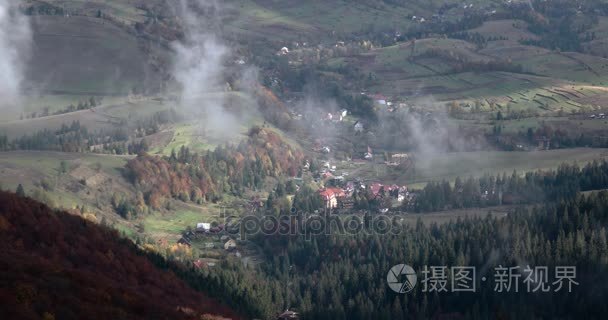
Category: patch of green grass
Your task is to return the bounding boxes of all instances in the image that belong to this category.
[46,0,147,23]
[0,151,128,180]
[224,0,423,39]
[143,203,223,236]
[155,124,217,156]
[113,223,137,238]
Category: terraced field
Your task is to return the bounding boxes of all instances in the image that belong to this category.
[342,34,608,115]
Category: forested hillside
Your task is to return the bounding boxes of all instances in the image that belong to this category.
[124,127,304,211]
[251,191,608,319]
[0,191,241,320]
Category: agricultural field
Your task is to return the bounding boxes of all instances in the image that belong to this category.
[44,0,150,23]
[324,18,608,117]
[223,0,424,39]
[0,97,169,139]
[26,14,166,94]
[338,148,608,188]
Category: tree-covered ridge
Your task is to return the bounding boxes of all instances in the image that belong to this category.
[125,127,305,209]
[0,191,241,320]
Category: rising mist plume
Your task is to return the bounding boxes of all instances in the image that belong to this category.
[0,1,31,112]
[172,0,239,138]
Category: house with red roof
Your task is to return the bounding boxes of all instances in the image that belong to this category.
[369,183,384,198]
[319,187,346,209]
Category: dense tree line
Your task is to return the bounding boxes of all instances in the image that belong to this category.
[0,121,141,154]
[448,31,508,49]
[23,97,99,120]
[22,2,64,16]
[413,161,608,212]
[490,123,608,151]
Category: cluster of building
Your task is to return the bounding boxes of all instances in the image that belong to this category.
[317,180,411,211]
[176,222,238,257]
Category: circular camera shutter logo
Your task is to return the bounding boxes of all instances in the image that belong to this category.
[387,264,417,293]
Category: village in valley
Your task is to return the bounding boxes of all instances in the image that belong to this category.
[6,0,608,318]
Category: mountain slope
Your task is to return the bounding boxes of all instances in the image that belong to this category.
[0,191,241,320]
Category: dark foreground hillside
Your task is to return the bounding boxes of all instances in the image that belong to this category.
[0,191,241,320]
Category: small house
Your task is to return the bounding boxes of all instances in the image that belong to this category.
[373,94,387,105]
[224,239,237,251]
[278,309,299,320]
[196,222,211,232]
[319,187,346,209]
